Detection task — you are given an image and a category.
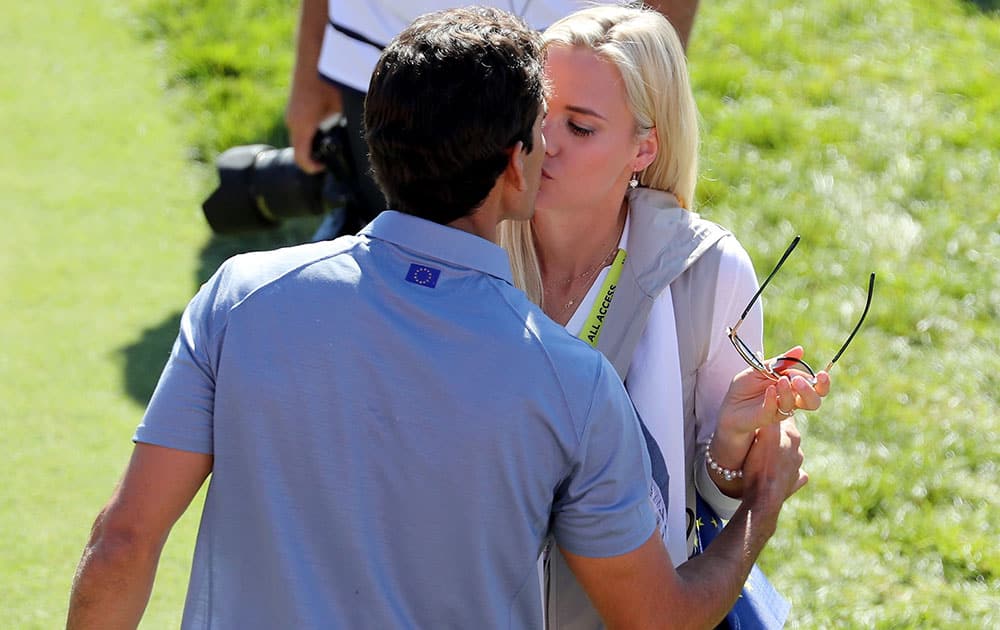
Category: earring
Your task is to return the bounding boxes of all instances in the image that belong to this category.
[629,172,640,189]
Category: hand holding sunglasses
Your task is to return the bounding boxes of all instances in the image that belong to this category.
[710,344,830,472]
[728,235,875,384]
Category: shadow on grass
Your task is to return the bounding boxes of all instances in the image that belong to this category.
[121,311,183,405]
[120,217,322,405]
[119,103,353,405]
[964,0,1000,13]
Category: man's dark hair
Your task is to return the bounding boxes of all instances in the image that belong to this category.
[364,7,545,224]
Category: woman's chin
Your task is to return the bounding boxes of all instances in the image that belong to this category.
[533,188,560,213]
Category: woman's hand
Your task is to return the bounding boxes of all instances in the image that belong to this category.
[706,346,831,493]
[721,346,830,432]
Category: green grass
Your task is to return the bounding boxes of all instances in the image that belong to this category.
[134,0,299,163]
[2,0,997,627]
[691,1,1000,627]
[0,1,204,625]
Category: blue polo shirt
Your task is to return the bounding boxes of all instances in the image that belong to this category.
[136,211,655,629]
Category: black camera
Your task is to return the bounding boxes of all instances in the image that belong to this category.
[201,114,362,235]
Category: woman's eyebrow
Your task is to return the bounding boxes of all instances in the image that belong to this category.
[565,105,607,121]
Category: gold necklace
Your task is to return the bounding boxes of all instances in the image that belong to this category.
[545,244,619,315]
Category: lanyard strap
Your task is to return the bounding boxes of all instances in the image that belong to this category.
[577,249,627,348]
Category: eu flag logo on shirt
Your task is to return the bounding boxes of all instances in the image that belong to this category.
[406,264,441,288]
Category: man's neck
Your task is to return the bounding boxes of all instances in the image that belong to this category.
[447,193,511,243]
[447,210,499,243]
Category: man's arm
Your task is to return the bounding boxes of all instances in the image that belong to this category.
[644,0,700,50]
[67,444,212,629]
[286,0,343,173]
[561,419,805,629]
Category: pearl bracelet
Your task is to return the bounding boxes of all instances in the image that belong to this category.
[705,435,743,482]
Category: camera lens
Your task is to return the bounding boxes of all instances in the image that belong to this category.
[202,145,325,234]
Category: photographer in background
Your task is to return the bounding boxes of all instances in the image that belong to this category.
[286,0,700,239]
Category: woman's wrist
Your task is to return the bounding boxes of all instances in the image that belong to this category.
[705,436,743,481]
[706,425,754,468]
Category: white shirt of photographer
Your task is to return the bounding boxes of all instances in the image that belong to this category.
[320,1,620,92]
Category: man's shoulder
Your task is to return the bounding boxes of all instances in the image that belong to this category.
[209,236,363,302]
[510,302,623,403]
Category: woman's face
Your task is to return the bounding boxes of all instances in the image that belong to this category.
[536,45,653,214]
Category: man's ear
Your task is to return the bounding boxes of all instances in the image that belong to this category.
[632,127,658,173]
[505,141,527,191]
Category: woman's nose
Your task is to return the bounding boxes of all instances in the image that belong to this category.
[543,128,558,156]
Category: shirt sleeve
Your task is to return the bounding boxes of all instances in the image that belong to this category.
[693,236,763,517]
[132,266,233,454]
[552,360,658,558]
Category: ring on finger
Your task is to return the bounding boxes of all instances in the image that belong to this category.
[777,407,795,417]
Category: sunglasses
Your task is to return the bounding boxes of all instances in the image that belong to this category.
[727,236,875,382]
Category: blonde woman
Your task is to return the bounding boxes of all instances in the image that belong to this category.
[500,5,830,627]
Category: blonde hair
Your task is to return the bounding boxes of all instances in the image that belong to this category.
[498,5,699,305]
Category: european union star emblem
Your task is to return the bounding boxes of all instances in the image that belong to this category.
[405,263,441,288]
